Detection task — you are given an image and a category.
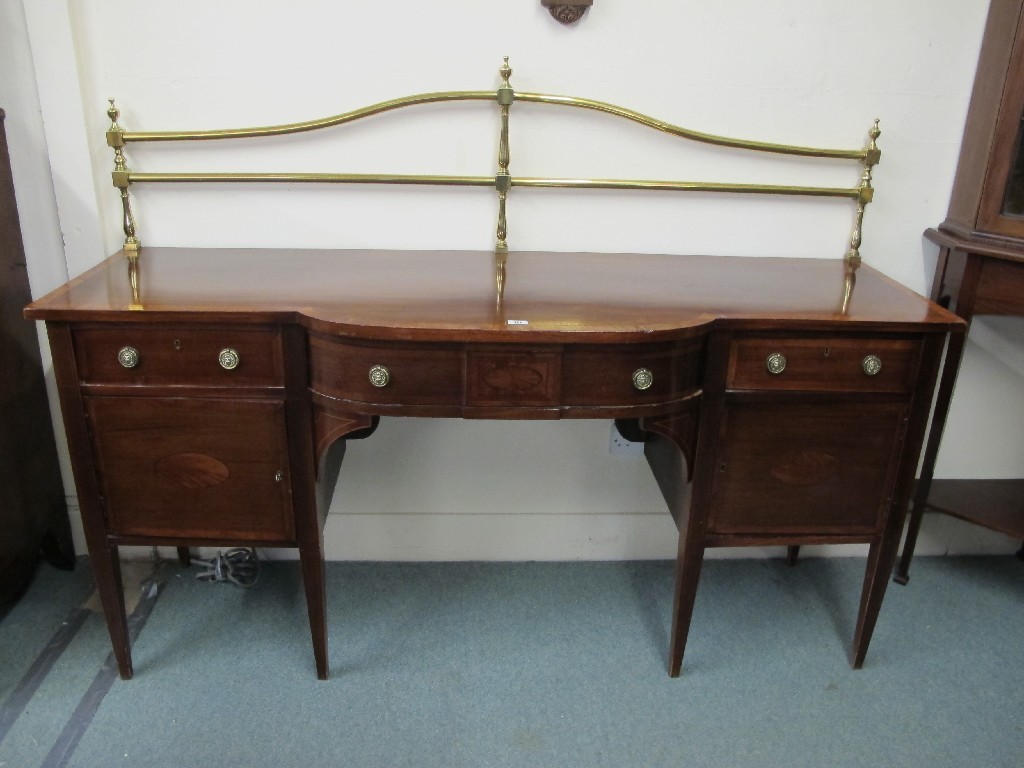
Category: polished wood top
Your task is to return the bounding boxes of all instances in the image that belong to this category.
[27,249,962,340]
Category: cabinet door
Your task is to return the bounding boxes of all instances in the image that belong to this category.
[707,401,907,536]
[86,397,293,541]
[976,2,1024,239]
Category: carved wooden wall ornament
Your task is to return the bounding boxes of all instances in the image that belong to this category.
[541,0,593,25]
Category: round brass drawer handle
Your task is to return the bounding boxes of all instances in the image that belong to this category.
[766,352,787,375]
[632,367,654,391]
[369,364,391,388]
[218,348,241,370]
[117,346,140,369]
[862,354,882,376]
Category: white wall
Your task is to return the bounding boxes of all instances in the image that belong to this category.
[0,0,76,532]
[10,0,1023,559]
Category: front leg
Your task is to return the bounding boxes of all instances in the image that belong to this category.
[641,408,709,676]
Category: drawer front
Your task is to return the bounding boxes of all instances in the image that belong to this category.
[707,401,907,535]
[311,336,706,410]
[310,335,463,406]
[466,350,561,407]
[87,397,293,541]
[727,336,921,393]
[73,327,284,388]
[562,341,704,406]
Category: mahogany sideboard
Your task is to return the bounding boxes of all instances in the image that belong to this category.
[25,247,962,678]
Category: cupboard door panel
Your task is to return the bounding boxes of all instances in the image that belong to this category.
[86,397,293,540]
[708,401,907,535]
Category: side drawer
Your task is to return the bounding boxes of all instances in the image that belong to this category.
[727,336,921,393]
[73,326,284,388]
[561,340,704,406]
[309,335,464,406]
[87,397,294,541]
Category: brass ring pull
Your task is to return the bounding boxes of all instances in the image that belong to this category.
[766,352,787,374]
[117,346,140,369]
[632,367,653,391]
[862,354,882,376]
[369,364,391,388]
[218,348,240,370]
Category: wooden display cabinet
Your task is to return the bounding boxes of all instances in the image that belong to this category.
[895,0,1024,582]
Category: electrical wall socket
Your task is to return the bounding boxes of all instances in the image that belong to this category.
[609,424,645,456]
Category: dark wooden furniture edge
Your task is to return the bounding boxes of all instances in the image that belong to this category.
[895,229,1024,583]
[0,109,74,612]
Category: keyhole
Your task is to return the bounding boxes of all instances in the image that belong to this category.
[823,346,831,358]
[173,339,182,351]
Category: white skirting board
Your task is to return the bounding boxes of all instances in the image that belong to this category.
[69,501,1020,562]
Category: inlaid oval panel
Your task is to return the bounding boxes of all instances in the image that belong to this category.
[154,452,230,489]
[770,450,838,487]
[483,364,545,395]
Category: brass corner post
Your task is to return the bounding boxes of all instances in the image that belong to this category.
[845,119,881,269]
[495,57,514,254]
[107,99,140,258]
[495,58,514,310]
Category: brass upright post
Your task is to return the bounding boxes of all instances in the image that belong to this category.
[846,119,881,268]
[495,57,513,254]
[494,58,514,310]
[107,100,140,258]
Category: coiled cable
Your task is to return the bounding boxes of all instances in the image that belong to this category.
[192,548,260,588]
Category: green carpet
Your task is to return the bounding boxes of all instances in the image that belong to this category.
[1,556,1021,767]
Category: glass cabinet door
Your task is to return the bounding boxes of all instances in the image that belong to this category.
[978,10,1024,239]
[1001,111,1024,218]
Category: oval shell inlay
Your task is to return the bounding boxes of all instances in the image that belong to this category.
[154,452,230,489]
[483,364,544,394]
[770,451,838,487]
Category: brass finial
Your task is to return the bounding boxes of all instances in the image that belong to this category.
[107,100,128,174]
[500,57,512,88]
[107,98,120,127]
[106,99,127,161]
[864,119,881,167]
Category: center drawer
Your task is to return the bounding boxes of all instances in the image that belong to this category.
[309,335,705,410]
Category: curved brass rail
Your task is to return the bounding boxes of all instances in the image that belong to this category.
[128,172,496,186]
[515,92,870,161]
[104,58,880,273]
[119,91,495,142]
